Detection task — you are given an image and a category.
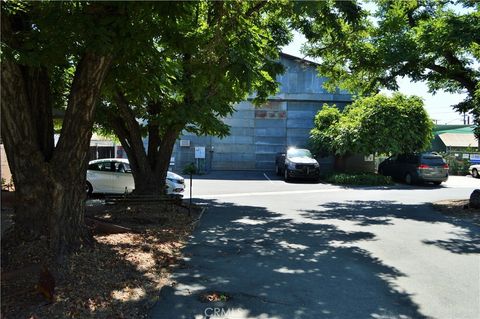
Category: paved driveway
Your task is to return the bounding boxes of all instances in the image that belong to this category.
[150,173,479,319]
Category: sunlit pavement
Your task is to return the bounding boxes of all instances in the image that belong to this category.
[150,173,479,319]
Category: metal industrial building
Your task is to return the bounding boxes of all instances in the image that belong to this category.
[172,53,352,172]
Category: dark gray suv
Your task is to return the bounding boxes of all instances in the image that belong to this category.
[378,153,449,185]
[275,148,320,181]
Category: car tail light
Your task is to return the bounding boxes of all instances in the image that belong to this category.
[443,164,449,169]
[418,164,430,169]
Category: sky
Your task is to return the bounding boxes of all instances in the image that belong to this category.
[281,32,470,125]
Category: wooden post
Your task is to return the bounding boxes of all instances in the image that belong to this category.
[189,172,193,216]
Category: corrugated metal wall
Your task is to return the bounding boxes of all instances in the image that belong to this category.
[213,101,256,170]
[173,54,352,172]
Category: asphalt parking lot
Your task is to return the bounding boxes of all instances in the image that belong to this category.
[151,172,479,319]
[187,171,479,199]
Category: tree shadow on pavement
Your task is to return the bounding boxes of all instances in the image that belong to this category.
[422,237,480,254]
[148,199,464,319]
[301,200,480,255]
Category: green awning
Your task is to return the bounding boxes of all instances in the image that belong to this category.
[434,125,475,135]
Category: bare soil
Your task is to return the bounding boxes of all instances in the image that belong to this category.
[432,199,480,226]
[1,199,201,319]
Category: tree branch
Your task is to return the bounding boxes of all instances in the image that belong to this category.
[427,62,477,95]
[54,52,113,168]
[146,102,161,169]
[105,109,140,177]
[22,66,55,161]
[246,1,268,17]
[112,91,149,166]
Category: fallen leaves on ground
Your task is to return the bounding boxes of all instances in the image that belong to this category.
[432,199,480,225]
[1,201,201,319]
[199,291,231,303]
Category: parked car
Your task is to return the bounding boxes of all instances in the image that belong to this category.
[86,158,185,197]
[470,164,480,178]
[378,152,449,185]
[275,148,320,181]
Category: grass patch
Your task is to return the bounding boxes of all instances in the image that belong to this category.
[324,172,393,186]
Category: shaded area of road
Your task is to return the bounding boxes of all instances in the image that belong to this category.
[150,197,479,318]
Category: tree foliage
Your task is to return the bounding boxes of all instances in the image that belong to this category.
[0,1,165,254]
[105,0,290,136]
[94,0,363,194]
[309,105,342,156]
[310,93,434,155]
[92,1,295,195]
[0,0,366,251]
[304,0,480,135]
[99,0,362,138]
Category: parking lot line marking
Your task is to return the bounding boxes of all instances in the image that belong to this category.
[263,173,273,183]
[195,188,341,199]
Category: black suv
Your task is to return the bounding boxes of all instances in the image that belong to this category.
[275,148,320,181]
[378,153,449,185]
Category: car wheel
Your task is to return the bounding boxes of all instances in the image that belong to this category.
[405,173,413,185]
[275,165,281,176]
[86,181,93,196]
[473,168,479,178]
[284,169,290,182]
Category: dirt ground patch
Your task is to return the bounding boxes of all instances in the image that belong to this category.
[432,199,480,226]
[1,200,202,319]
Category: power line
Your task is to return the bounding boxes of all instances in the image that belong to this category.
[429,111,464,114]
[445,118,464,124]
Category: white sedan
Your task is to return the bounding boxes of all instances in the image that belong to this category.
[470,164,480,178]
[86,158,185,197]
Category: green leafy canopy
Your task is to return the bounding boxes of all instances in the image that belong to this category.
[97,0,294,138]
[310,93,434,156]
[303,0,479,134]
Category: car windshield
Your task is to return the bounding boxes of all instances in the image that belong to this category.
[421,156,445,166]
[287,149,312,158]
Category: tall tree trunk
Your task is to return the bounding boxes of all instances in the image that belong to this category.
[108,114,163,195]
[49,53,112,256]
[106,98,183,196]
[1,52,112,257]
[106,96,164,195]
[153,127,181,184]
[147,102,161,170]
[1,60,52,236]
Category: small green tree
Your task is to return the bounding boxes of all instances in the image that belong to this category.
[310,93,434,156]
[309,104,341,156]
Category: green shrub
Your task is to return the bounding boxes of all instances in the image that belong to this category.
[325,173,393,186]
[182,162,197,175]
[443,155,470,176]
